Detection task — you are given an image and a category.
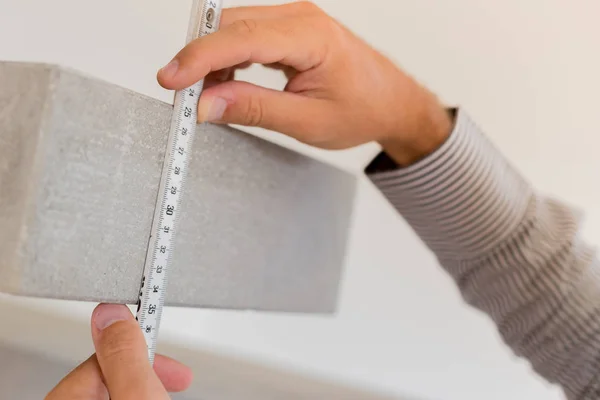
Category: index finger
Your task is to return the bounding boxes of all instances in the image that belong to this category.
[157,11,327,90]
[45,355,107,400]
[45,354,192,400]
[219,2,318,27]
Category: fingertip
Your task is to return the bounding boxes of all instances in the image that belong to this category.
[157,62,179,90]
[174,365,194,392]
[154,355,194,392]
[157,70,169,89]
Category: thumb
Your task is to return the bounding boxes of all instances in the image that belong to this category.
[198,80,333,144]
[91,304,169,400]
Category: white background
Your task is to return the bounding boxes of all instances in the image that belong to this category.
[2,0,600,399]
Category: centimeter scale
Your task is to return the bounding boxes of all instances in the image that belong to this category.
[136,0,223,364]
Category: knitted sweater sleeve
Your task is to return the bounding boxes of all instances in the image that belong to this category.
[367,109,600,400]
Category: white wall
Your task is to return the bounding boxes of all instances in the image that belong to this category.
[2,0,600,399]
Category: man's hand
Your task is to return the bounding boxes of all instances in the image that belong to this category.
[46,304,193,400]
[158,1,452,165]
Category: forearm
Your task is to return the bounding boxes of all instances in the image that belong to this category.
[368,109,600,400]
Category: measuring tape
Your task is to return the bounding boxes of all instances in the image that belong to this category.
[136,0,223,364]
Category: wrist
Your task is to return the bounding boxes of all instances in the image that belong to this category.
[379,90,453,167]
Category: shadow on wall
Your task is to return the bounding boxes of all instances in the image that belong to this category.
[0,297,423,400]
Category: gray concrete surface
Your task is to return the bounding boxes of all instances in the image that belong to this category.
[0,62,356,312]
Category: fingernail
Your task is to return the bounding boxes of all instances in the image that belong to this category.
[159,59,179,79]
[198,97,228,123]
[94,304,132,331]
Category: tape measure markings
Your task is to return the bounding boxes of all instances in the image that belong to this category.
[136,0,223,364]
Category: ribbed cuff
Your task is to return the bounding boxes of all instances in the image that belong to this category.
[367,109,534,260]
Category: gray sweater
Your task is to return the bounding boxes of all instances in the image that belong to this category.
[367,110,599,400]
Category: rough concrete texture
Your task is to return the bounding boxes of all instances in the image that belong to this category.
[0,62,356,312]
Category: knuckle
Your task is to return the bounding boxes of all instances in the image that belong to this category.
[298,6,340,41]
[319,19,347,52]
[244,96,265,126]
[98,325,140,362]
[232,19,259,36]
[320,14,342,36]
[294,1,320,14]
[101,338,138,362]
